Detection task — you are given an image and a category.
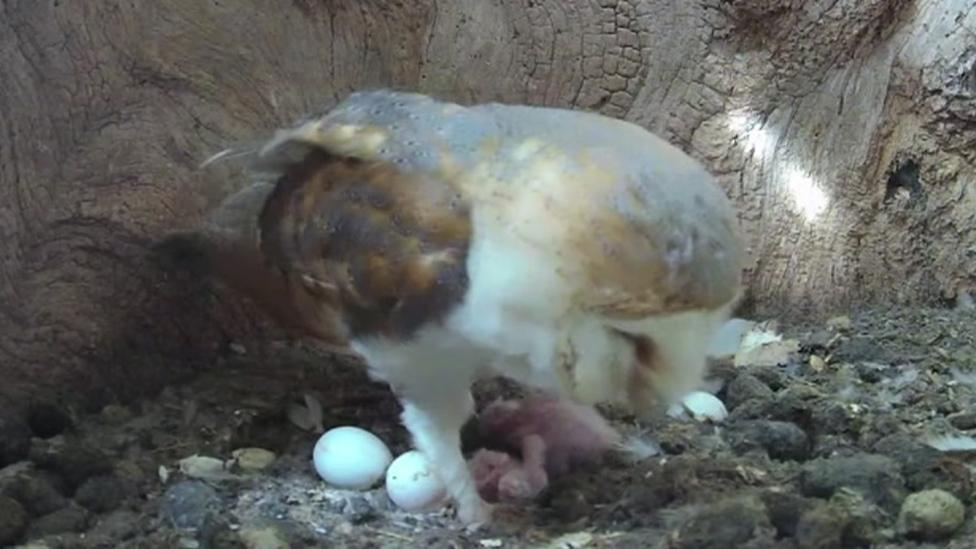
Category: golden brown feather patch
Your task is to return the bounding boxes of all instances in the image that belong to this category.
[258,148,472,340]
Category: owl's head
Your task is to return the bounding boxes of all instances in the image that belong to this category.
[561,303,735,417]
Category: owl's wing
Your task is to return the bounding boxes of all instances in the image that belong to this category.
[253,90,743,343]
[153,182,351,350]
[444,102,745,320]
[254,119,473,342]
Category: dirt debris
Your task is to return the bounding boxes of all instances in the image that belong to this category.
[0,307,975,547]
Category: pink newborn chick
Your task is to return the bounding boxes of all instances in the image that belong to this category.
[468,436,548,502]
[467,395,621,502]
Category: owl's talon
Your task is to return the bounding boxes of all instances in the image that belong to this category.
[458,500,494,528]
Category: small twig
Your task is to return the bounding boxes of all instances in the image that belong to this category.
[371,529,413,542]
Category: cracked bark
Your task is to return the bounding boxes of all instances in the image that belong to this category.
[2,0,975,411]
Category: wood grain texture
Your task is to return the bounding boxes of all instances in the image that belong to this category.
[2,0,974,410]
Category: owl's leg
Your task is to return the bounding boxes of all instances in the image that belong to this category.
[400,390,491,524]
[353,337,491,524]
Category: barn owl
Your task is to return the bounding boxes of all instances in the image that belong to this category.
[170,89,744,524]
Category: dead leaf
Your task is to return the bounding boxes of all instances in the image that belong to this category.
[735,464,768,483]
[738,327,783,354]
[287,403,315,431]
[178,454,233,480]
[925,435,976,452]
[304,392,324,432]
[734,338,800,367]
[826,315,852,332]
[238,526,287,549]
[546,532,593,548]
[231,447,277,472]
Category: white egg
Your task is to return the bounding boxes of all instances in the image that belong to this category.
[681,391,728,422]
[312,426,392,490]
[385,450,447,512]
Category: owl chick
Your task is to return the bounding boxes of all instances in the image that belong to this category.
[468,394,623,503]
[172,89,744,525]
